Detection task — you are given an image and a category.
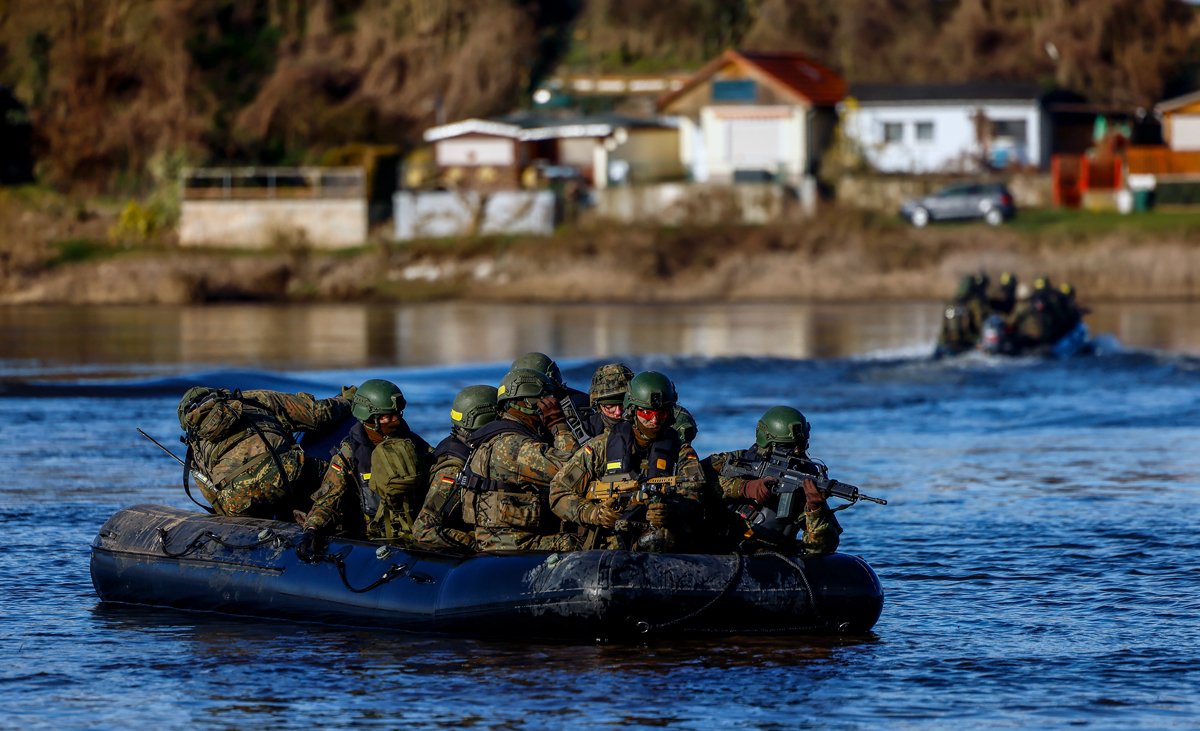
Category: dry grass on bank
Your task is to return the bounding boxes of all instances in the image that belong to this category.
[5,194,1200,305]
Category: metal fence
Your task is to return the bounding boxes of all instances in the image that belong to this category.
[183,167,365,200]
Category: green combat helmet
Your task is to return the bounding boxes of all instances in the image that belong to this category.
[496,368,552,407]
[511,352,564,391]
[755,406,811,451]
[450,385,498,431]
[351,379,406,422]
[623,371,678,413]
[589,363,634,406]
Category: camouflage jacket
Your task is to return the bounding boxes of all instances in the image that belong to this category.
[548,422,705,550]
[412,433,475,551]
[304,420,432,541]
[703,448,841,557]
[466,415,579,552]
[182,389,350,518]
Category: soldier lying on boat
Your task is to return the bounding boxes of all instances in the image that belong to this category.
[176,385,352,520]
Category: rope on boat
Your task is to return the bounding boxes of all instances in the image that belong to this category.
[760,551,826,624]
[324,549,433,593]
[156,527,280,558]
[637,554,745,635]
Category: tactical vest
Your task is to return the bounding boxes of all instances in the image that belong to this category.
[459,418,548,532]
[338,422,381,516]
[584,421,679,501]
[430,433,472,524]
[458,418,543,494]
[433,433,471,463]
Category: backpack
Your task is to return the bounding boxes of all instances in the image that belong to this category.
[178,387,246,442]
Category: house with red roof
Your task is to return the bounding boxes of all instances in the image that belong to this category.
[657,49,847,185]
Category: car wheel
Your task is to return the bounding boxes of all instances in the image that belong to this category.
[911,207,930,228]
[984,208,1004,226]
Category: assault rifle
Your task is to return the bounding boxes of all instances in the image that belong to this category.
[583,476,685,546]
[720,451,886,520]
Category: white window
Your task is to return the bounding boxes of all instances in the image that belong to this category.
[915,121,934,141]
[883,122,903,143]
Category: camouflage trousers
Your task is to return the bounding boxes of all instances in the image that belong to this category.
[472,488,581,552]
[202,454,327,521]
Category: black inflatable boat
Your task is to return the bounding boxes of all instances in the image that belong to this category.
[90,504,884,640]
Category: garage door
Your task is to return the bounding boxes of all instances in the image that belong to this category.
[1172,115,1200,151]
[727,119,784,166]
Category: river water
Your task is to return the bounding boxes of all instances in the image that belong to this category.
[1,301,1199,729]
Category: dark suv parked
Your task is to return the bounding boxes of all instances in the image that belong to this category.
[900,183,1016,227]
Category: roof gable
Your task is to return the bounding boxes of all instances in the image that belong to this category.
[1156,89,1200,114]
[658,48,846,111]
[425,113,675,143]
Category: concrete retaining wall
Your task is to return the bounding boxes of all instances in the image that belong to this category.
[836,173,1053,212]
[589,182,803,225]
[180,199,368,249]
[393,191,555,240]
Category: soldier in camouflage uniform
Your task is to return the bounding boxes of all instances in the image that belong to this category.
[582,362,634,436]
[512,352,593,443]
[297,379,432,556]
[177,386,352,520]
[549,371,706,552]
[583,361,699,445]
[701,406,841,557]
[412,384,498,552]
[464,368,581,552]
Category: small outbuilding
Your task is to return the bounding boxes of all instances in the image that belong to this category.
[422,112,681,190]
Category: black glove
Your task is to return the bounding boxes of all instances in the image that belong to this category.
[535,395,566,429]
[295,528,324,562]
[740,477,777,505]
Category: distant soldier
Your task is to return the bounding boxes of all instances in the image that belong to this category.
[1012,276,1074,350]
[549,371,706,552]
[936,272,992,356]
[989,271,1019,315]
[702,406,841,557]
[177,386,352,519]
[463,368,581,552]
[412,385,499,552]
[297,379,432,557]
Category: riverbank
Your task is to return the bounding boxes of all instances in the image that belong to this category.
[4,188,1200,305]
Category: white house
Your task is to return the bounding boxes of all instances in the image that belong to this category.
[657,49,847,185]
[841,82,1057,173]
